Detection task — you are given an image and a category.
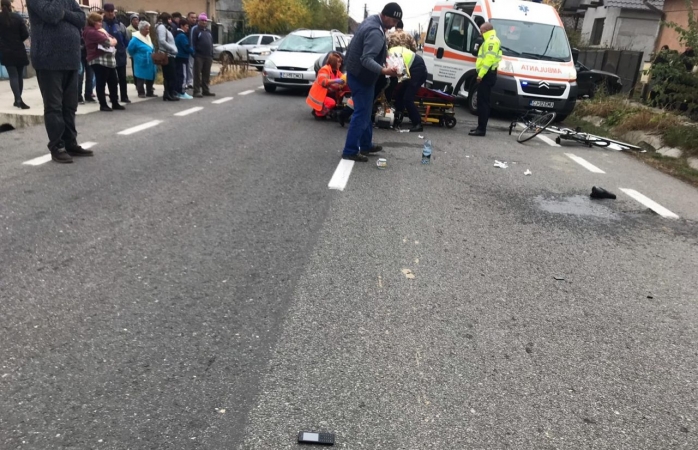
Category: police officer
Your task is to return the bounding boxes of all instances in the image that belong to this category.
[469,22,501,137]
[389,45,428,132]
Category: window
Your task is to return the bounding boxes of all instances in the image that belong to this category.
[239,36,259,46]
[491,19,572,61]
[444,12,474,53]
[590,18,604,46]
[277,35,333,53]
[426,17,439,45]
[261,36,275,45]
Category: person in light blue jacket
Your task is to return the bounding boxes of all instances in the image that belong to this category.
[127,21,157,98]
[174,21,195,99]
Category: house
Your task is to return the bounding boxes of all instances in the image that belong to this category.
[655,0,698,52]
[578,0,664,61]
[216,0,244,32]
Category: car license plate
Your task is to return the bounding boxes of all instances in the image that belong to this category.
[280,72,302,79]
[530,100,555,108]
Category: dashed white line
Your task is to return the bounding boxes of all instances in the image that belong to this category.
[620,188,679,219]
[212,97,233,104]
[22,142,98,166]
[565,153,606,174]
[174,107,204,117]
[328,159,355,191]
[117,120,162,135]
[537,135,560,147]
[239,90,255,96]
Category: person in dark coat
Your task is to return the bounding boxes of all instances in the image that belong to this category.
[102,3,131,103]
[27,0,91,164]
[0,0,30,109]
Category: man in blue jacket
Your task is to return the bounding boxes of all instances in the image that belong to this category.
[27,0,90,163]
[103,4,131,104]
[342,3,401,162]
[191,13,215,98]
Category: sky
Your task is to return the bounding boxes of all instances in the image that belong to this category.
[345,0,436,34]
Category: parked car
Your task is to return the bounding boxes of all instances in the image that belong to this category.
[214,34,281,62]
[575,62,623,98]
[262,29,350,93]
[247,39,282,70]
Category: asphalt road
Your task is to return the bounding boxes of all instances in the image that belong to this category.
[1,75,697,450]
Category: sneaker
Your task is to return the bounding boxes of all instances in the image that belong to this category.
[51,148,73,164]
[181,93,193,100]
[360,145,383,156]
[590,186,617,200]
[342,153,369,162]
[66,145,94,157]
[202,92,216,97]
[100,105,113,112]
[112,103,125,110]
[409,124,424,133]
[193,93,203,98]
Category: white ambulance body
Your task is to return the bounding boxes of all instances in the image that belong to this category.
[423,0,577,119]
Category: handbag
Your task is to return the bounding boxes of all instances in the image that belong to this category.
[152,52,168,66]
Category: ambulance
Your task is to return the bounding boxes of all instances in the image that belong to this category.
[423,0,577,120]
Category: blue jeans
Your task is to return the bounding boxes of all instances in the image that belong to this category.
[342,73,375,157]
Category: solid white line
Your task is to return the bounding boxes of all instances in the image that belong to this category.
[620,188,679,219]
[117,120,162,135]
[22,142,98,166]
[174,107,204,116]
[212,97,233,104]
[239,90,255,96]
[565,153,606,174]
[22,154,52,166]
[537,135,560,147]
[328,159,355,191]
[257,85,264,89]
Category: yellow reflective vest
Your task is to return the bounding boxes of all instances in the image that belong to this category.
[388,46,416,79]
[476,29,502,78]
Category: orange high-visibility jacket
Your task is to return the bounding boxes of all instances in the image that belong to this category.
[306,65,342,111]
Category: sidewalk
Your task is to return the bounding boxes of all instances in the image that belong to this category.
[0,76,153,130]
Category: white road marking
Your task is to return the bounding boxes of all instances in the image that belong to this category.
[257,86,264,89]
[620,188,679,219]
[565,153,606,174]
[212,97,233,104]
[22,142,98,166]
[239,90,255,96]
[117,120,162,135]
[174,107,204,116]
[22,155,52,166]
[328,159,355,191]
[537,135,560,147]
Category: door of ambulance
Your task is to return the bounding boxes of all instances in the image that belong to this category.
[429,9,480,96]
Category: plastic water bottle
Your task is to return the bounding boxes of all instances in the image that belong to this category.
[422,140,432,164]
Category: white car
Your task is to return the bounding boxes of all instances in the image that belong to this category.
[247,39,282,70]
[262,29,350,93]
[214,34,281,62]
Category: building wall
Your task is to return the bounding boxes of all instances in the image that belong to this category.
[582,6,661,61]
[656,0,698,52]
[115,0,208,17]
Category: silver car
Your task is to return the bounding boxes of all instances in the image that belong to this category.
[262,29,350,93]
[247,39,282,71]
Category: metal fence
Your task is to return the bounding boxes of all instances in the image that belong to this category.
[576,49,644,94]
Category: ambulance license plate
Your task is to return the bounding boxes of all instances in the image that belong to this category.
[530,100,555,108]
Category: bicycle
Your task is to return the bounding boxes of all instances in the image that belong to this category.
[508,109,557,143]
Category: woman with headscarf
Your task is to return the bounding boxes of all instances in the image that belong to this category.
[0,0,30,109]
[127,21,157,98]
[83,12,124,112]
[155,12,180,101]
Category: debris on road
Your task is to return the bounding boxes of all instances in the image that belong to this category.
[524,169,532,176]
[418,135,424,139]
[298,431,335,445]
[376,158,387,170]
[401,268,415,279]
[494,160,508,169]
[590,186,617,200]
[554,276,565,281]
[525,342,534,354]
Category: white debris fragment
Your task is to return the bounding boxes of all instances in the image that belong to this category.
[418,135,424,139]
[524,169,532,176]
[494,160,508,169]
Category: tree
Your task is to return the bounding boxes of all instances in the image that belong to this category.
[243,0,310,34]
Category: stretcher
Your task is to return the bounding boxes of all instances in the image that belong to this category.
[390,87,458,129]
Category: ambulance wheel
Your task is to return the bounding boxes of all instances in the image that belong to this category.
[445,117,457,128]
[468,84,478,115]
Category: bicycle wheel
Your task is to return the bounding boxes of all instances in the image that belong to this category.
[517,112,556,143]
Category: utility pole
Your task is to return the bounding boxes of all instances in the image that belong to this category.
[347,0,351,34]
[364,3,368,20]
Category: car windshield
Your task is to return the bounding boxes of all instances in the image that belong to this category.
[277,35,333,53]
[490,19,571,62]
